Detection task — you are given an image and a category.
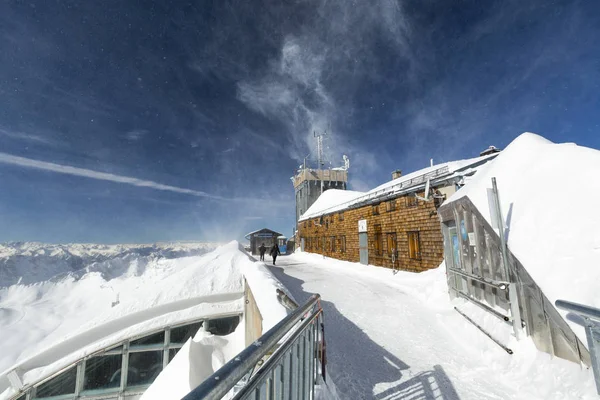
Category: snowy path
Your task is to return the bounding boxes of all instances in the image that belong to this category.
[263,253,593,400]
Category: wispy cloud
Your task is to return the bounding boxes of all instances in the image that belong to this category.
[233,1,412,169]
[0,152,289,205]
[0,128,53,145]
[124,129,148,141]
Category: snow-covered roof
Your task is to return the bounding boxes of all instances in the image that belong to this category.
[446,132,600,341]
[244,228,282,240]
[299,153,498,221]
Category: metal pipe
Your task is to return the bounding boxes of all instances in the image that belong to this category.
[454,307,513,354]
[447,268,509,290]
[492,177,524,340]
[555,300,600,321]
[455,291,511,323]
[556,299,600,395]
[183,294,321,400]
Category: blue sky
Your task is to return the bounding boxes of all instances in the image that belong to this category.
[0,0,599,243]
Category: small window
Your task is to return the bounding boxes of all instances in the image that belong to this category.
[130,331,165,348]
[322,237,326,251]
[406,196,418,208]
[338,212,344,221]
[206,316,240,336]
[340,236,346,253]
[372,204,380,215]
[35,366,77,398]
[127,351,163,387]
[83,355,122,392]
[170,322,203,344]
[408,231,421,259]
[331,236,336,252]
[387,200,396,212]
[374,225,383,256]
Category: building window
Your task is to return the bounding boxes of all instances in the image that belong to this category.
[331,236,336,252]
[408,231,421,259]
[323,237,326,251]
[372,204,380,215]
[386,233,397,256]
[35,366,77,398]
[340,236,346,253]
[127,351,163,387]
[406,196,418,208]
[374,225,383,256]
[83,355,122,392]
[338,212,344,221]
[387,200,396,212]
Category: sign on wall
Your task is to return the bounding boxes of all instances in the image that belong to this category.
[358,219,367,233]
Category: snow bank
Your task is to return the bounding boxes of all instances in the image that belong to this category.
[446,132,600,340]
[140,328,244,400]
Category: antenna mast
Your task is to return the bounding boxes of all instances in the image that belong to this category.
[314,130,327,194]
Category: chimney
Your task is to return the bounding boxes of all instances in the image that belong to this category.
[391,169,402,180]
[480,145,501,157]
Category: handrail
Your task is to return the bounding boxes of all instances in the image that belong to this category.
[556,300,600,321]
[183,294,322,400]
[232,305,323,399]
[555,299,600,395]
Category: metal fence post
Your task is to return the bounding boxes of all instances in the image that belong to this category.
[492,177,524,340]
[584,320,600,395]
[555,299,600,395]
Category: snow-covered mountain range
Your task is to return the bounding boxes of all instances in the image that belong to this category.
[0,242,219,287]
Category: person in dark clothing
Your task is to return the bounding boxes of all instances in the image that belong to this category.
[270,243,281,265]
[259,243,266,261]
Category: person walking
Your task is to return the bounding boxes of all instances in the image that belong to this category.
[259,243,266,261]
[270,242,281,265]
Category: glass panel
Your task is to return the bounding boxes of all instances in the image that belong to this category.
[127,351,163,387]
[83,354,122,392]
[170,322,203,344]
[35,366,76,398]
[206,316,241,336]
[130,331,165,347]
[169,348,180,362]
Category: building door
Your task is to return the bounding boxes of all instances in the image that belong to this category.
[359,232,368,265]
[301,238,305,252]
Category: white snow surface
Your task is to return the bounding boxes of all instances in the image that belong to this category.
[300,189,365,221]
[300,153,497,221]
[268,252,597,399]
[0,241,289,400]
[446,132,600,341]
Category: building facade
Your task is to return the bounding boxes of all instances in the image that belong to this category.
[297,154,499,272]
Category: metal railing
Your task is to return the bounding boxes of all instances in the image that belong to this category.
[183,294,325,400]
[555,299,600,394]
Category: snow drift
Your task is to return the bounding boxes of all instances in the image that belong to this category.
[446,132,600,341]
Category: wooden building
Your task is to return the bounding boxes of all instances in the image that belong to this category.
[296,154,498,272]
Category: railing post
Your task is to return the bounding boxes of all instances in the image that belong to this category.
[584,320,600,395]
[492,177,524,340]
[555,299,600,395]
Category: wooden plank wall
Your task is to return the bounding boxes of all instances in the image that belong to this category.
[297,190,445,272]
